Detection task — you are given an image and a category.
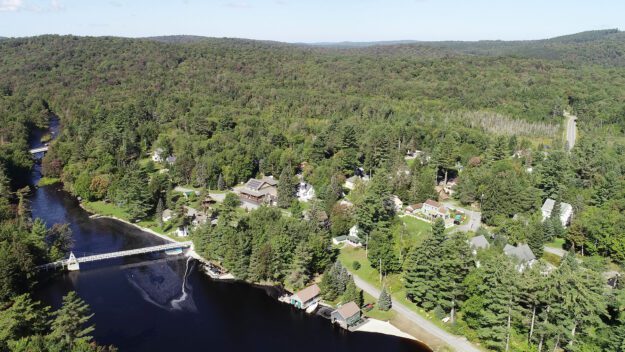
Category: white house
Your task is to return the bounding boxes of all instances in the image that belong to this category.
[391,195,403,212]
[152,148,164,162]
[297,182,315,202]
[162,209,173,223]
[349,225,360,238]
[343,176,360,190]
[541,198,573,227]
[332,225,363,247]
[175,225,189,237]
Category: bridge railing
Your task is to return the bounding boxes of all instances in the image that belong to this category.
[37,241,192,270]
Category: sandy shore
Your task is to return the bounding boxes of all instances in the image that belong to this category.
[355,319,417,341]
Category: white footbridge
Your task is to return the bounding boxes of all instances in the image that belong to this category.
[38,241,193,271]
[29,146,49,154]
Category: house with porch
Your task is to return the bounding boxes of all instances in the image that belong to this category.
[290,284,321,310]
[237,176,279,206]
[331,301,362,329]
[332,225,363,247]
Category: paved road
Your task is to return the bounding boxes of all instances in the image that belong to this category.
[442,202,482,233]
[350,273,482,352]
[563,111,577,152]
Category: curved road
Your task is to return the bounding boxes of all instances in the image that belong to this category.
[350,273,482,352]
[563,111,577,152]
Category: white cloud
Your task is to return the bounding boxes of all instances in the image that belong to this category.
[0,0,24,12]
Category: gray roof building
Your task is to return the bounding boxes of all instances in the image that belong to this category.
[469,235,490,250]
[504,244,536,263]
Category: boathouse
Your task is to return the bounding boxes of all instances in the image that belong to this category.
[331,301,361,329]
[290,284,321,309]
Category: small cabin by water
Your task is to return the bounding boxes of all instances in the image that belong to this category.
[331,301,361,329]
[290,284,321,309]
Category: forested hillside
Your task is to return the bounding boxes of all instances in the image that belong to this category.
[319,29,625,67]
[1,33,625,352]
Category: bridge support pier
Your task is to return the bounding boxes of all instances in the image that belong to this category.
[67,252,80,271]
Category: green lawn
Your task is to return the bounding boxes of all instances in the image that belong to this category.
[398,215,432,246]
[37,177,60,187]
[362,291,397,321]
[543,252,562,266]
[338,247,467,341]
[82,200,130,219]
[545,237,565,249]
[81,201,186,242]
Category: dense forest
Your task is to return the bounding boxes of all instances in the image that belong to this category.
[1,31,625,351]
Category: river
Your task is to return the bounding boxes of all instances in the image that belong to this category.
[28,117,429,352]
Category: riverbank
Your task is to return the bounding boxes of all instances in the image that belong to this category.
[78,198,431,348]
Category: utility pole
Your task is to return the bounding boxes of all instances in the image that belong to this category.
[379,258,382,283]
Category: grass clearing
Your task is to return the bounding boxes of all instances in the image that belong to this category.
[543,252,562,266]
[397,215,431,246]
[339,247,466,342]
[545,237,565,249]
[82,200,130,219]
[37,177,60,187]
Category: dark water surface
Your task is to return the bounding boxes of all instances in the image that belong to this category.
[29,120,429,352]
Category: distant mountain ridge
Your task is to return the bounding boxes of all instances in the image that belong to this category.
[140,29,625,66]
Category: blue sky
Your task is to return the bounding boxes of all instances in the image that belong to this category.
[0,0,623,42]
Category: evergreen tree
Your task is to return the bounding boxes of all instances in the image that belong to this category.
[286,242,312,290]
[15,187,31,229]
[277,166,296,208]
[378,286,392,311]
[0,294,49,349]
[217,173,225,190]
[438,232,473,322]
[409,166,437,203]
[463,254,519,351]
[404,218,446,310]
[342,277,363,307]
[549,200,566,239]
[432,134,457,184]
[155,197,164,228]
[537,151,569,199]
[527,218,545,259]
[48,292,95,350]
[289,200,303,220]
[368,227,400,274]
[490,135,508,161]
[320,261,348,300]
